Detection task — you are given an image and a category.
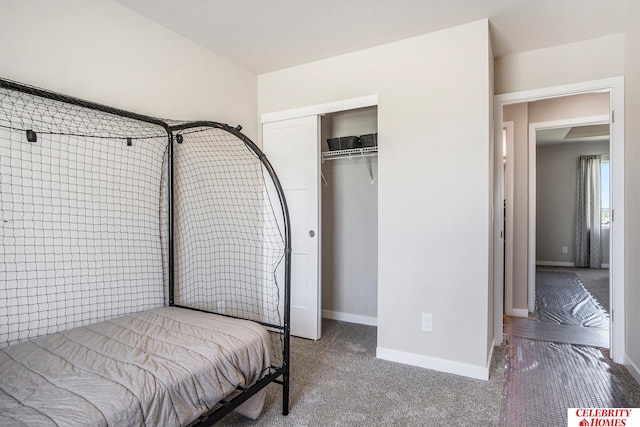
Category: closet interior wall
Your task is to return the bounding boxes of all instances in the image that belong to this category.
[320,107,378,325]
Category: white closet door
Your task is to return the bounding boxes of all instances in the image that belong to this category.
[262,116,321,340]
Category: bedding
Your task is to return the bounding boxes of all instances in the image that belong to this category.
[0,307,271,426]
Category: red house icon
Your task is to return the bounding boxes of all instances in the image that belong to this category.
[579,419,589,426]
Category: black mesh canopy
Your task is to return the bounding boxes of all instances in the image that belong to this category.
[0,80,290,377]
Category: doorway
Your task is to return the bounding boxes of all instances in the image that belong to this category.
[493,77,625,363]
[530,115,610,299]
[320,107,379,327]
[528,117,611,348]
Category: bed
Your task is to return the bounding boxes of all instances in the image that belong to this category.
[0,78,291,426]
[1,307,271,426]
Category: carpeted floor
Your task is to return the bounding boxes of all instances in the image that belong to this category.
[216,317,640,426]
[217,319,506,426]
[216,269,637,426]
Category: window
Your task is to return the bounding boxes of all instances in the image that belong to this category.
[601,160,610,227]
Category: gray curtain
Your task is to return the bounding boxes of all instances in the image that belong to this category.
[575,155,601,268]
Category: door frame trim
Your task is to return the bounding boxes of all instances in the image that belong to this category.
[493,76,625,363]
[503,121,516,316]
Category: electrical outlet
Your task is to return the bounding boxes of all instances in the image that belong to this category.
[562,246,568,254]
[421,313,433,332]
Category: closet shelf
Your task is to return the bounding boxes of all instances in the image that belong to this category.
[321,146,377,185]
[321,146,378,161]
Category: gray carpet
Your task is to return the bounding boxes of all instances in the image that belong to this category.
[215,318,640,426]
[217,319,505,426]
[572,269,609,314]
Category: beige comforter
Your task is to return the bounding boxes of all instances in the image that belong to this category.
[0,307,270,426]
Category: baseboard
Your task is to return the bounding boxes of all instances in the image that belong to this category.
[322,310,377,327]
[376,347,489,380]
[536,261,576,267]
[624,355,640,386]
[508,308,529,318]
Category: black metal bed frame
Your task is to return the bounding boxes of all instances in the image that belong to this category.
[0,78,291,425]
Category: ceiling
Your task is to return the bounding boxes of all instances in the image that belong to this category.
[537,124,610,146]
[114,0,640,74]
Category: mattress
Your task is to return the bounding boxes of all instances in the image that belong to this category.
[0,307,271,426]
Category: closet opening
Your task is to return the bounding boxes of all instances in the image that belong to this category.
[320,106,378,327]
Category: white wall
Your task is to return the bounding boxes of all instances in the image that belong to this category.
[528,93,611,123]
[321,108,378,324]
[0,0,258,139]
[495,34,625,95]
[624,11,640,383]
[259,20,493,378]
